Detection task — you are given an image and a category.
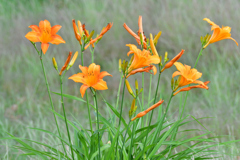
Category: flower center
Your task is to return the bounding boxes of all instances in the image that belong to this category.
[86,71,98,86]
[40,29,52,43]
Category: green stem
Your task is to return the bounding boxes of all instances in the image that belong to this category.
[151,92,174,148]
[92,89,101,159]
[141,69,161,157]
[115,78,126,157]
[79,43,93,134]
[114,76,123,125]
[34,45,67,155]
[60,75,75,160]
[141,73,144,111]
[120,120,131,160]
[128,119,135,160]
[145,73,152,127]
[90,46,95,63]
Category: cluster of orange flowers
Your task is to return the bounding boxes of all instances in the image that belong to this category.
[25,17,238,121]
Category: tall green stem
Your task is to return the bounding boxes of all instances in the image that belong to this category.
[180,47,203,119]
[92,89,101,159]
[145,74,152,127]
[34,45,66,155]
[168,47,204,156]
[79,43,93,134]
[114,76,123,125]
[141,69,161,157]
[115,79,126,156]
[59,76,75,159]
[120,120,131,160]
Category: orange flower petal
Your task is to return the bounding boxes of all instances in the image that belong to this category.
[25,31,40,42]
[41,43,49,54]
[80,84,89,97]
[29,25,40,32]
[172,71,181,78]
[50,35,66,44]
[51,25,62,35]
[92,79,108,90]
[39,20,51,32]
[68,73,85,83]
[99,71,112,79]
[79,65,88,75]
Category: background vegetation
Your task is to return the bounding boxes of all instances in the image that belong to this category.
[0,0,239,159]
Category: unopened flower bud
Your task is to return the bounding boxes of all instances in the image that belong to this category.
[164,52,169,63]
[119,59,122,73]
[52,57,58,71]
[125,79,135,98]
[67,51,78,70]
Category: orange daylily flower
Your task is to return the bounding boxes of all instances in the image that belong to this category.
[161,50,185,72]
[83,23,113,50]
[131,100,164,121]
[69,63,112,97]
[126,44,160,75]
[203,18,238,48]
[123,16,147,49]
[172,62,206,91]
[25,20,65,54]
[59,52,72,75]
[173,81,210,96]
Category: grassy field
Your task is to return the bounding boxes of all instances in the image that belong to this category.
[1,0,240,159]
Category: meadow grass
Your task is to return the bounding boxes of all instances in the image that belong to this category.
[0,0,240,159]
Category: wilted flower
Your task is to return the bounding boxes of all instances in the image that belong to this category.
[25,20,65,54]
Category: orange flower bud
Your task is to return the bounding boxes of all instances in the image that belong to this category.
[72,19,81,41]
[59,52,72,75]
[150,33,159,56]
[67,51,78,70]
[161,50,185,72]
[131,100,164,121]
[52,57,58,71]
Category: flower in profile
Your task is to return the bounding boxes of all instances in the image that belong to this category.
[25,20,65,54]
[131,100,164,121]
[172,62,209,95]
[161,50,185,72]
[173,81,210,96]
[126,44,160,77]
[69,63,112,97]
[203,18,238,48]
[123,16,147,49]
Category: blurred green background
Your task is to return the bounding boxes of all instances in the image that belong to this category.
[0,0,239,159]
